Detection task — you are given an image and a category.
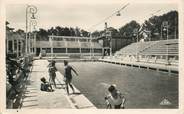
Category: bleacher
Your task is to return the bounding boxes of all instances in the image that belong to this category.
[141,39,178,56]
[115,41,157,55]
[114,39,178,65]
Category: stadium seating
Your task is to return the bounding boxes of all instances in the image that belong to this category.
[115,41,157,55]
[114,39,178,65]
[141,39,178,56]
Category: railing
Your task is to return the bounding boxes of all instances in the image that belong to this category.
[6,55,33,109]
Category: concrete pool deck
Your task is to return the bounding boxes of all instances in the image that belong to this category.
[98,58,178,74]
[21,60,96,109]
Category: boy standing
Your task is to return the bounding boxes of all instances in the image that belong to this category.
[63,60,78,95]
[48,60,57,88]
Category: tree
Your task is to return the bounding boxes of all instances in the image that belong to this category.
[70,27,76,36]
[16,29,25,34]
[74,27,81,37]
[36,28,49,41]
[6,21,14,33]
[107,27,120,38]
[81,29,89,37]
[48,27,57,35]
[63,27,71,36]
[142,10,178,40]
[119,20,140,42]
[55,26,63,36]
[91,31,101,37]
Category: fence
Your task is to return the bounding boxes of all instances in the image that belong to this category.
[6,54,33,109]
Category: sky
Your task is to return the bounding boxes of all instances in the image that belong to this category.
[6,0,178,32]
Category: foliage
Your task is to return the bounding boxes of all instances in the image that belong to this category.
[142,10,178,40]
[6,10,178,41]
[119,20,140,41]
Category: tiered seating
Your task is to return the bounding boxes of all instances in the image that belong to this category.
[140,39,178,55]
[115,39,178,56]
[114,39,178,65]
[115,41,157,56]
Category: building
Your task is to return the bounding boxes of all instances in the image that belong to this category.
[6,31,25,58]
[96,30,132,56]
[33,36,103,58]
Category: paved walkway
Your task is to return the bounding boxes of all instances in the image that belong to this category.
[21,60,74,109]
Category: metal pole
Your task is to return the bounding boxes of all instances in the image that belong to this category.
[51,34,53,60]
[92,39,94,58]
[29,20,31,54]
[166,25,169,64]
[175,17,177,39]
[25,5,29,55]
[34,32,36,55]
[136,33,139,62]
[90,34,92,59]
[160,24,162,40]
[25,5,38,55]
[110,32,112,57]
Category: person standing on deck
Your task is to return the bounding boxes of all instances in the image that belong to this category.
[63,60,78,95]
[48,60,57,88]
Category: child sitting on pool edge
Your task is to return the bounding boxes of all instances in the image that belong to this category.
[40,77,54,92]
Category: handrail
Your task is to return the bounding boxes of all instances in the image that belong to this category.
[6,55,33,109]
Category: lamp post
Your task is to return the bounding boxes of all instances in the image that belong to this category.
[25,5,37,55]
[30,20,37,54]
[162,21,169,65]
[133,28,139,62]
[90,33,93,59]
[105,22,112,56]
